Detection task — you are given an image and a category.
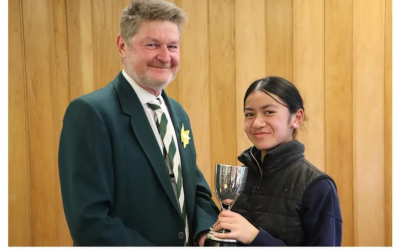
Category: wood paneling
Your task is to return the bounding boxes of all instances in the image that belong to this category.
[265,0,293,80]
[53,0,72,245]
[22,0,65,245]
[384,0,392,246]
[92,0,121,90]
[353,0,385,246]
[164,0,180,101]
[235,0,266,160]
[209,0,236,204]
[66,0,95,99]
[9,0,31,245]
[293,0,325,171]
[9,0,392,246]
[175,0,212,183]
[325,0,354,246]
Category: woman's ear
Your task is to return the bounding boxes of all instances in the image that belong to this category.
[291,109,304,129]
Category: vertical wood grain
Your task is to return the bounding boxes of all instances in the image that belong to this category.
[53,0,73,245]
[9,0,31,245]
[164,0,180,101]
[22,0,64,245]
[265,0,293,81]
[235,0,266,160]
[209,0,236,204]
[66,0,94,100]
[353,0,385,245]
[324,0,354,246]
[293,0,325,171]
[9,0,393,246]
[384,0,392,246]
[92,0,121,91]
[175,0,211,183]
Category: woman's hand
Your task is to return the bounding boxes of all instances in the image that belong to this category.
[212,210,259,245]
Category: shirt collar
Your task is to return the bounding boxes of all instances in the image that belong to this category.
[122,69,162,105]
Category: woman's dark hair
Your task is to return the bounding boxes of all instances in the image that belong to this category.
[243,76,305,137]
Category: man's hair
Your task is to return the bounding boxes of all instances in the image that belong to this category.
[120,0,187,44]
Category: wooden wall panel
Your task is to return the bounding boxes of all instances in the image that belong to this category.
[8,0,392,246]
[92,0,121,91]
[209,0,236,203]
[164,0,180,101]
[53,0,73,245]
[265,0,293,80]
[9,0,31,246]
[175,0,212,183]
[353,0,385,245]
[384,0,392,246]
[22,0,64,245]
[325,0,354,246]
[293,0,325,171]
[235,0,266,159]
[66,0,95,100]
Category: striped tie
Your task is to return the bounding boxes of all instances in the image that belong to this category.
[147,98,189,245]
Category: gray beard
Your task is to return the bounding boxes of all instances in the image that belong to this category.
[126,62,175,93]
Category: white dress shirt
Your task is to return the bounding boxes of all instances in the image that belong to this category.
[122,70,182,168]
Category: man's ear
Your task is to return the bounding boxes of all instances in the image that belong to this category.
[116,34,127,59]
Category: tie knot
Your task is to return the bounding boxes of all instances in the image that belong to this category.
[147,98,161,111]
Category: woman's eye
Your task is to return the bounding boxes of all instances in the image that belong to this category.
[265,111,275,115]
[245,113,254,117]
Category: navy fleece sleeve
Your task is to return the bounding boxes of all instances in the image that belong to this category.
[302,178,342,246]
[249,178,342,246]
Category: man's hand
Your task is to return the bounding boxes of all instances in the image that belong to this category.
[197,231,208,246]
[212,210,259,245]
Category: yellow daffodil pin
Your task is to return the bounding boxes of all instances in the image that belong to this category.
[180,124,190,148]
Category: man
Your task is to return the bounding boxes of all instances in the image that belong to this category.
[58,0,219,246]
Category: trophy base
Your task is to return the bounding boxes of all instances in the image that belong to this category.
[204,232,243,247]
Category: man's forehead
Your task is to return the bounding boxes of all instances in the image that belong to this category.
[133,21,179,39]
[141,36,180,43]
[137,20,179,32]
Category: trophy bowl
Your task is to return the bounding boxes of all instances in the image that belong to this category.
[204,164,248,247]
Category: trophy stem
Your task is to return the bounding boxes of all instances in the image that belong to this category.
[227,193,241,210]
[214,190,225,211]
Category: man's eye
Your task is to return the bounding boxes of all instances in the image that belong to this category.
[168,45,178,51]
[146,44,158,49]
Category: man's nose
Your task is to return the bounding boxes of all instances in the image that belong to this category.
[157,45,171,63]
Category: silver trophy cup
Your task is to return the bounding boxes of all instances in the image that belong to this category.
[204,164,248,247]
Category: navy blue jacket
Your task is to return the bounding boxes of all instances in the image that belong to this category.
[250,178,342,246]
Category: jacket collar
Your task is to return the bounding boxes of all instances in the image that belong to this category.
[111,72,182,215]
[238,140,305,175]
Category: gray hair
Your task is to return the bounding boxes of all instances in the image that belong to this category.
[120,0,187,44]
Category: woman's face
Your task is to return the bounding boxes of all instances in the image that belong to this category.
[244,90,295,152]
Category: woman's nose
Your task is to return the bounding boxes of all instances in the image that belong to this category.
[252,114,266,128]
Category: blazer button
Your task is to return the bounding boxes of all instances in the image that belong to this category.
[178,232,185,239]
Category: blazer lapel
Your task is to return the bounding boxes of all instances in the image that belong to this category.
[162,92,196,225]
[112,72,181,215]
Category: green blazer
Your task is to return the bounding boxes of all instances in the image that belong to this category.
[58,72,219,246]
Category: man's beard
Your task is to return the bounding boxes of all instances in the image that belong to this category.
[125,59,176,92]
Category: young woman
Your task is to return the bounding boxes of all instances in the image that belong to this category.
[212,76,342,246]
